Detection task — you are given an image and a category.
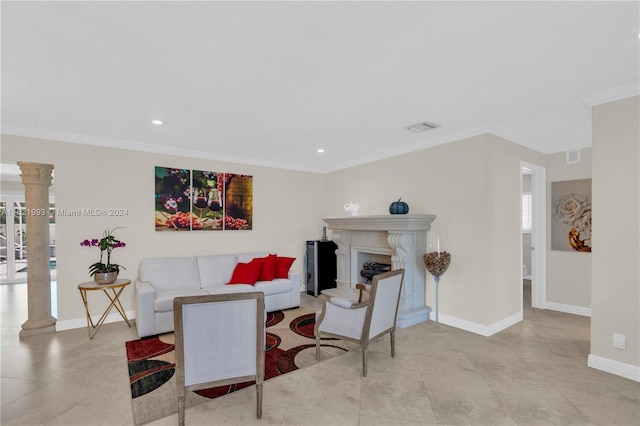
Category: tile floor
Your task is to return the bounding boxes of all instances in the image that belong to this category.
[1,281,638,425]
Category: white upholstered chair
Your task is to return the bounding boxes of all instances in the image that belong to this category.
[173,292,265,425]
[314,269,404,377]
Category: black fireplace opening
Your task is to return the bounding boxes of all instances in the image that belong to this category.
[360,261,391,283]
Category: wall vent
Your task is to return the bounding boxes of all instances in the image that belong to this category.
[566,149,581,164]
[404,121,439,133]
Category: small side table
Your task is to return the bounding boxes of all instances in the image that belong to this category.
[78,278,132,339]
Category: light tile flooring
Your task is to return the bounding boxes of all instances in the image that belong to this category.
[1,281,639,425]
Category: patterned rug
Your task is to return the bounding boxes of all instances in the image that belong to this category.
[126,306,351,425]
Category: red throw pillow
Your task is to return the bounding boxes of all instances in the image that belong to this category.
[257,254,277,281]
[227,259,264,285]
[274,256,295,279]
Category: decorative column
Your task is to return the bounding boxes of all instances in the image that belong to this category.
[330,230,352,296]
[387,232,411,310]
[18,162,56,337]
[388,230,429,327]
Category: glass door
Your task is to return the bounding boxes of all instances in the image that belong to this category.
[0,199,56,283]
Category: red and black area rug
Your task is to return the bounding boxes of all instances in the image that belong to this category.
[126,307,351,425]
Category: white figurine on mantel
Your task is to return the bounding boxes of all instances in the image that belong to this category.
[344,201,360,216]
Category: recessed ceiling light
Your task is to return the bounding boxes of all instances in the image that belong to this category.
[152,119,164,125]
[317,148,325,153]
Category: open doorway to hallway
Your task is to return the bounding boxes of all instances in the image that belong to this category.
[521,162,546,310]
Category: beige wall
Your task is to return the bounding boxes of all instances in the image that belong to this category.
[325,133,546,328]
[591,96,639,369]
[2,118,627,343]
[1,134,326,323]
[546,148,592,310]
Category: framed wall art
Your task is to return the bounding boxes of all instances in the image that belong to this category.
[154,167,252,231]
[551,178,591,252]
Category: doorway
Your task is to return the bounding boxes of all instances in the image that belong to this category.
[0,200,56,283]
[521,162,546,310]
[0,162,57,319]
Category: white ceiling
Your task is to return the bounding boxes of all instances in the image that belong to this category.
[2,1,638,173]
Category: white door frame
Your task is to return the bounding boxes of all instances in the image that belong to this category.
[521,162,546,309]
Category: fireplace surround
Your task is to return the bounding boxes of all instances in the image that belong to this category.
[322,214,436,328]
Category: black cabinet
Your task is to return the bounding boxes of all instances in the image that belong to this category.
[305,240,337,297]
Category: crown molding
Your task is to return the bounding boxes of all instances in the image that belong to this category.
[323,123,508,173]
[0,125,326,174]
[0,120,592,174]
[3,123,526,174]
[580,81,640,106]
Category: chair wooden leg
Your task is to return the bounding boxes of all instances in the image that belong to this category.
[391,330,396,357]
[362,347,368,377]
[177,394,186,426]
[316,334,321,360]
[256,383,263,419]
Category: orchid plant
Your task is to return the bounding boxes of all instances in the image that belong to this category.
[80,228,127,276]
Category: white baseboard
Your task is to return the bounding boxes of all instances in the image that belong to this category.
[56,310,136,331]
[588,354,640,382]
[437,311,522,337]
[545,301,591,317]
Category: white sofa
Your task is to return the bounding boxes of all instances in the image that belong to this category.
[134,251,300,337]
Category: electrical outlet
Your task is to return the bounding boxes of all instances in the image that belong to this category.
[613,333,626,349]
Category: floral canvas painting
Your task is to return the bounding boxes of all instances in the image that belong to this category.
[551,179,592,252]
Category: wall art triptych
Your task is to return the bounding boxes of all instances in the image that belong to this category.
[154,167,253,231]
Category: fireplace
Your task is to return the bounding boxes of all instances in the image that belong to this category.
[323,214,436,328]
[359,259,391,284]
[353,245,392,283]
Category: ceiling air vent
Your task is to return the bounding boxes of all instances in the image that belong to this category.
[566,149,581,164]
[404,121,439,133]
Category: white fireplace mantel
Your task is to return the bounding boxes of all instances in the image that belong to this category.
[323,214,436,328]
[323,214,436,232]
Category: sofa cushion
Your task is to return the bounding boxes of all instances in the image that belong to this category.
[154,288,208,313]
[236,251,271,263]
[254,278,292,296]
[197,254,238,288]
[228,259,263,285]
[274,256,296,278]
[257,254,277,281]
[204,284,255,295]
[140,257,200,291]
